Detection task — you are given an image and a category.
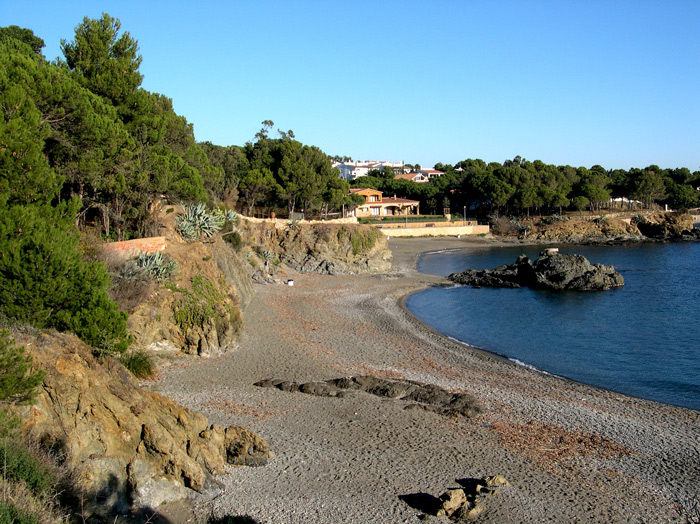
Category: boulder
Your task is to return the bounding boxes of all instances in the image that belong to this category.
[437,489,467,518]
[433,475,508,521]
[449,251,624,291]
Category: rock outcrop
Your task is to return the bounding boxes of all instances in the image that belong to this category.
[241,220,392,275]
[632,212,695,240]
[449,249,624,291]
[17,330,271,517]
[255,375,482,418]
[120,235,249,357]
[495,212,698,244]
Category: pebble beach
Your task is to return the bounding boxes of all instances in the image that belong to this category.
[154,236,700,523]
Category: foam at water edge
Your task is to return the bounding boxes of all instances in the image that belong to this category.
[509,358,552,375]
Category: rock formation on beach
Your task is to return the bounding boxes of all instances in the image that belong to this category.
[16,330,272,518]
[255,375,482,418]
[448,249,624,291]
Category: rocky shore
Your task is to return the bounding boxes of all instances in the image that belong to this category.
[152,236,700,523]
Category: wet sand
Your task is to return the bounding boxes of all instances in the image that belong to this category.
[154,236,700,523]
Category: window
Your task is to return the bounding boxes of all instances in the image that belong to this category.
[371,207,380,216]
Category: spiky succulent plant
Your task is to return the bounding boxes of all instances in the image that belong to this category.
[176,202,225,240]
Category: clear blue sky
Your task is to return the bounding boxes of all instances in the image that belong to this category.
[3,1,699,171]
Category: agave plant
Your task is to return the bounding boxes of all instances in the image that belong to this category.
[136,251,178,280]
[176,202,225,240]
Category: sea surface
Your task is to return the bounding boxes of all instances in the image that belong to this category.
[406,242,700,411]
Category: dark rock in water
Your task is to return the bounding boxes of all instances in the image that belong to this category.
[449,250,624,291]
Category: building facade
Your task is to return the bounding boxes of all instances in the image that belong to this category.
[349,188,420,217]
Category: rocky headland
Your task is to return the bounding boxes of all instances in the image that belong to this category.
[495,211,699,244]
[448,248,625,291]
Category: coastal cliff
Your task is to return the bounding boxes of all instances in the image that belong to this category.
[494,211,698,243]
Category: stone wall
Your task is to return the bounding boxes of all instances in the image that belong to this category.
[101,237,166,261]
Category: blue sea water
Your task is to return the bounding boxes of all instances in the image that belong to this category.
[406,242,700,411]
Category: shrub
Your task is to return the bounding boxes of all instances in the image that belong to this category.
[338,226,381,255]
[119,348,154,378]
[172,276,233,336]
[0,203,130,355]
[223,230,244,251]
[0,331,45,436]
[0,331,45,405]
[0,440,55,495]
[0,501,41,524]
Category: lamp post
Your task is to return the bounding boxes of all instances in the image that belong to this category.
[463,206,466,226]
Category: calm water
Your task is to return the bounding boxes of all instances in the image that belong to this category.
[406,242,700,411]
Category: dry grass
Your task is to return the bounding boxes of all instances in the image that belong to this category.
[490,419,633,475]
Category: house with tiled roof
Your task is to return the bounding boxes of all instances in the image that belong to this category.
[349,188,420,217]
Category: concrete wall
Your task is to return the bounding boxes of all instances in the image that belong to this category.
[378,224,490,237]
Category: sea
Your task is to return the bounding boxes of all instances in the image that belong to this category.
[405,242,700,411]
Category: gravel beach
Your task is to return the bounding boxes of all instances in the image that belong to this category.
[153,236,700,523]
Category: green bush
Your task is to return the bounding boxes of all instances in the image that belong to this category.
[223,230,244,251]
[0,331,45,436]
[338,226,381,255]
[172,276,232,336]
[0,501,41,524]
[120,348,154,378]
[0,440,55,495]
[0,203,130,354]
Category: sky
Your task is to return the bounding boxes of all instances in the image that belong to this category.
[3,1,699,171]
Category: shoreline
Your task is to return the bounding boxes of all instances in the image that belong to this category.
[401,236,699,412]
[154,235,700,523]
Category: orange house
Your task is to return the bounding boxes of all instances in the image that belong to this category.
[349,188,420,217]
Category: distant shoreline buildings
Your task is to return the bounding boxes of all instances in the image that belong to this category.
[333,160,443,183]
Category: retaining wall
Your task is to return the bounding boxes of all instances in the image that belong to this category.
[101,236,166,261]
[378,224,490,237]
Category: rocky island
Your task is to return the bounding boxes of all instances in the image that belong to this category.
[448,248,625,291]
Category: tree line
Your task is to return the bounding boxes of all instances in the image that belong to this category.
[351,156,699,218]
[0,15,356,355]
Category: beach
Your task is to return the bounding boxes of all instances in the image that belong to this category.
[153,236,700,523]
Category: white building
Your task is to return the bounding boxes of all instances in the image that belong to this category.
[333,160,405,180]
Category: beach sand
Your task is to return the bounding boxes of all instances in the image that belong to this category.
[153,236,700,523]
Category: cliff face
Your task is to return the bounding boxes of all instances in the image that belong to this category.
[242,220,392,276]
[17,330,271,517]
[122,230,251,357]
[632,212,695,239]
